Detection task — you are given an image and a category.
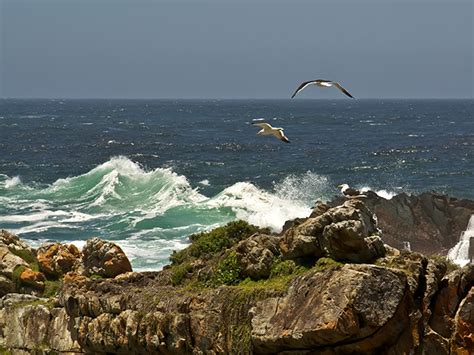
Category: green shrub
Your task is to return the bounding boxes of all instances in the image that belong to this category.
[170,220,269,265]
[43,280,61,298]
[11,265,27,287]
[171,262,193,286]
[9,248,39,272]
[313,257,342,271]
[215,252,242,286]
[9,248,36,265]
[270,259,304,278]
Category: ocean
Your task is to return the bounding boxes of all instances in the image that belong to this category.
[0,99,472,270]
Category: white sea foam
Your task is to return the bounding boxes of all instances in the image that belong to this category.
[198,179,210,186]
[448,215,474,267]
[0,210,69,223]
[9,221,74,235]
[206,181,312,232]
[360,187,397,200]
[5,176,22,189]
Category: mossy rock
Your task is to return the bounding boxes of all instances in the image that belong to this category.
[170,220,269,265]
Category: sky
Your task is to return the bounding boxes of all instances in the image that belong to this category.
[0,0,472,99]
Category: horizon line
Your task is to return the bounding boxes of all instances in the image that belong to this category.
[1,97,473,100]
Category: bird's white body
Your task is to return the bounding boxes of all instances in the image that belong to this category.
[337,184,367,198]
[252,122,290,143]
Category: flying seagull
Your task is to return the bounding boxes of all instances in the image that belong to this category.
[291,79,354,99]
[252,122,290,143]
[338,184,366,198]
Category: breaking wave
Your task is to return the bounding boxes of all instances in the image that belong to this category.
[0,157,334,270]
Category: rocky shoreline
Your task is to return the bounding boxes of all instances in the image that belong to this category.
[0,192,473,354]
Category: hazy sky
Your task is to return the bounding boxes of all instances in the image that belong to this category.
[1,0,472,99]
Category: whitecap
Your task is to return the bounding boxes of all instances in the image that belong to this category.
[5,176,21,189]
[198,179,210,186]
[206,181,312,232]
[9,221,74,235]
[360,187,397,200]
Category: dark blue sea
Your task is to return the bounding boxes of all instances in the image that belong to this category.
[0,99,472,270]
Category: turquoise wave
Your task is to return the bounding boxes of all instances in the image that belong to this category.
[0,156,333,270]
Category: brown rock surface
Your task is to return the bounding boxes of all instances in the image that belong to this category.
[251,264,408,353]
[429,264,474,338]
[19,268,46,290]
[82,237,132,278]
[280,199,385,263]
[0,230,38,296]
[362,191,474,255]
[451,286,474,354]
[37,243,81,277]
[235,234,280,280]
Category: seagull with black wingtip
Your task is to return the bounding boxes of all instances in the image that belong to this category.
[252,122,290,143]
[291,79,354,99]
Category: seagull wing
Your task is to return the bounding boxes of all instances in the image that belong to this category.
[275,129,290,143]
[345,187,360,196]
[252,122,273,130]
[332,82,354,98]
[291,80,317,98]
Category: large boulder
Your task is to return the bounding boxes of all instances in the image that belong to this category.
[451,286,474,353]
[251,264,410,353]
[362,192,474,254]
[429,264,474,338]
[0,230,36,277]
[82,238,132,278]
[19,268,46,290]
[37,243,82,278]
[279,200,385,263]
[235,234,280,280]
[0,230,38,296]
[0,293,81,353]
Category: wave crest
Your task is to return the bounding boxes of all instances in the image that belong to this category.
[0,157,334,270]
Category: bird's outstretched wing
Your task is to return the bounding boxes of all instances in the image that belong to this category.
[291,80,316,98]
[276,129,290,143]
[252,122,272,129]
[332,82,354,98]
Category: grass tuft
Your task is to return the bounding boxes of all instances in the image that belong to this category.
[170,220,269,265]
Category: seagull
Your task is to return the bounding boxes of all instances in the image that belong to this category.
[291,79,354,99]
[252,122,290,143]
[337,184,366,198]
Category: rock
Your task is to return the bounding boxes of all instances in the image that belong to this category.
[422,328,450,355]
[322,220,385,263]
[19,268,46,290]
[363,192,474,255]
[82,237,132,278]
[235,234,280,280]
[309,201,331,218]
[251,264,409,353]
[0,229,36,259]
[37,242,82,278]
[0,230,34,279]
[0,293,81,353]
[451,286,474,353]
[429,264,474,338]
[0,274,15,296]
[0,230,39,296]
[279,199,385,263]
